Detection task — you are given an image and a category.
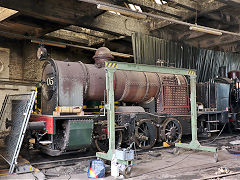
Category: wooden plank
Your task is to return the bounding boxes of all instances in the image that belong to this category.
[55,106,82,113]
[54,106,84,116]
[53,111,84,116]
[0,7,18,21]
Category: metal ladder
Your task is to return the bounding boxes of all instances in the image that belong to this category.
[206,113,220,133]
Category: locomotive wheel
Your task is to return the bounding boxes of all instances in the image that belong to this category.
[162,118,182,145]
[135,119,157,149]
[94,130,123,153]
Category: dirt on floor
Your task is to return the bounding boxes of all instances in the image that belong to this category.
[1,134,240,179]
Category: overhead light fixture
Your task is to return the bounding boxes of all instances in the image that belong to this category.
[128,4,136,11]
[97,4,146,19]
[155,0,167,5]
[128,4,142,13]
[134,5,142,13]
[189,26,223,36]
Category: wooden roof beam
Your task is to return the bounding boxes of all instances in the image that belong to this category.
[217,0,240,6]
[0,0,87,25]
[64,25,117,39]
[81,12,150,36]
[152,1,226,30]
[167,0,200,11]
[219,42,240,52]
[198,34,240,49]
[0,0,151,37]
[45,29,93,45]
[177,31,205,41]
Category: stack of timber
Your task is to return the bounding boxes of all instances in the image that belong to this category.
[53,106,84,116]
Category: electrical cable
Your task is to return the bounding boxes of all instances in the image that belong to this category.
[203,122,227,145]
[130,149,196,178]
[130,121,228,178]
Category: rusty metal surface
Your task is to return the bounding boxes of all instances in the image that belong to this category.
[85,66,161,103]
[56,61,84,107]
[85,64,106,101]
[42,60,189,115]
[115,71,161,102]
[41,60,84,114]
[93,47,114,68]
[156,75,189,115]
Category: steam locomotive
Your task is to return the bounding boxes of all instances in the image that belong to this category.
[28,47,240,156]
[196,68,240,136]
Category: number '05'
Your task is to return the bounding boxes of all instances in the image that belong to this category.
[46,77,54,86]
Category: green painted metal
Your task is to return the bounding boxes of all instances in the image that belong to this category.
[68,120,93,150]
[175,76,217,153]
[96,67,117,163]
[175,142,217,152]
[105,61,197,77]
[96,61,217,167]
[106,68,116,154]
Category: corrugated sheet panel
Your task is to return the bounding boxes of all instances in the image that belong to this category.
[132,33,240,82]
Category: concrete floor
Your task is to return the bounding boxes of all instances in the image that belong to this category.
[1,136,240,179]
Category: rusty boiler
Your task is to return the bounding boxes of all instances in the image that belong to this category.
[41,47,188,114]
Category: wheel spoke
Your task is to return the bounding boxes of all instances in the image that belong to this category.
[139,127,145,133]
[163,119,182,145]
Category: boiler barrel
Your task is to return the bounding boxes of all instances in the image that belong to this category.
[41,60,187,114]
[85,64,161,102]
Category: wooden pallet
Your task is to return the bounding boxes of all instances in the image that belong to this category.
[53,106,84,116]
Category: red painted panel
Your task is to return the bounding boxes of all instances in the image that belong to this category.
[30,115,54,134]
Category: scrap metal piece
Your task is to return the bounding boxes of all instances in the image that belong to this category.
[54,119,93,152]
[15,164,35,174]
[0,92,37,173]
